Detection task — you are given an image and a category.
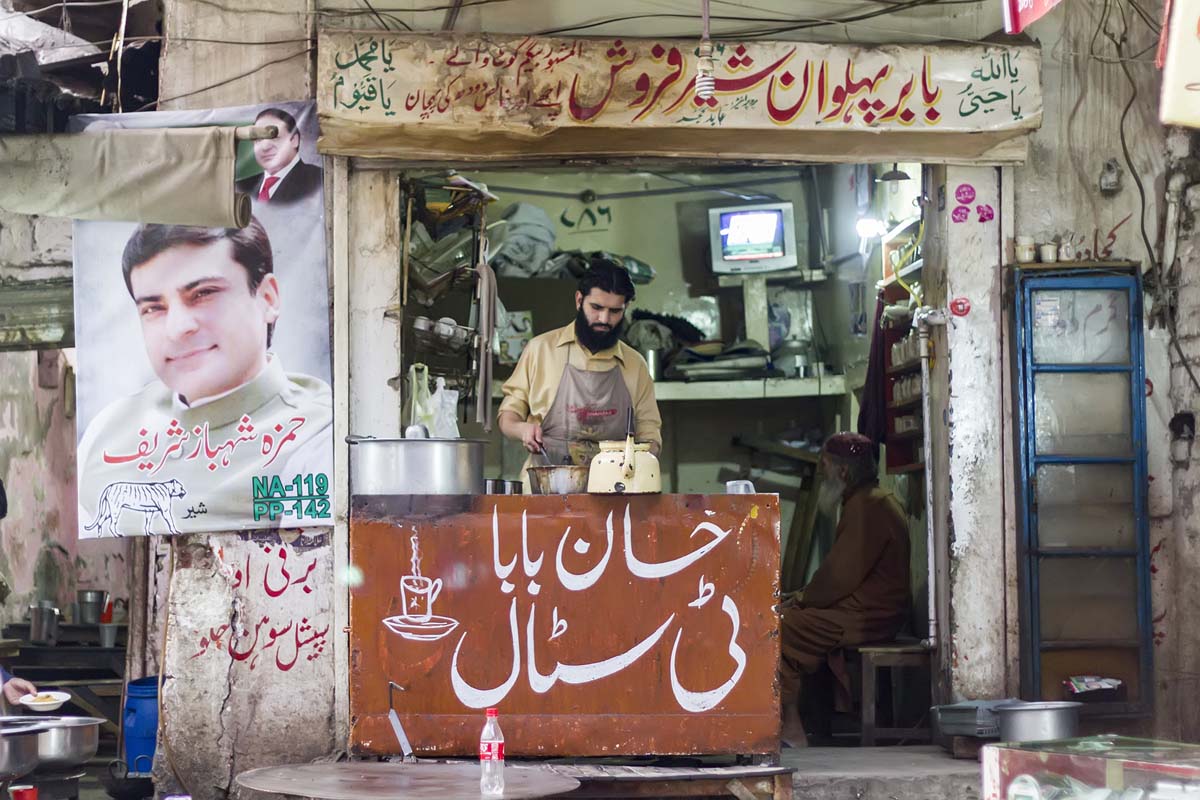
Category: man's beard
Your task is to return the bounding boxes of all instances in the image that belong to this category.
[816,474,847,516]
[575,308,622,352]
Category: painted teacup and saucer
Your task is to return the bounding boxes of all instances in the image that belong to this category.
[382,574,459,642]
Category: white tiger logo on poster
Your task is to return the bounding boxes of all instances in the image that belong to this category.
[72,101,332,538]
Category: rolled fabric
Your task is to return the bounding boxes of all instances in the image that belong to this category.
[0,126,245,227]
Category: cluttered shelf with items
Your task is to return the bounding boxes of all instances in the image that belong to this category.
[394,169,850,429]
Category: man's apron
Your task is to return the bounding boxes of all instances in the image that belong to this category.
[525,345,633,480]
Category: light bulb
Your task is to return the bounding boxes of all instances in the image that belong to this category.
[695,40,715,101]
[856,217,887,239]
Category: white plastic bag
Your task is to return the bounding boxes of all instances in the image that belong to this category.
[407,363,436,431]
[430,377,461,439]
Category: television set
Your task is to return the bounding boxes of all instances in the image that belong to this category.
[707,202,799,274]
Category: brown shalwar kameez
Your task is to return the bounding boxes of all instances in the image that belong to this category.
[779,484,910,705]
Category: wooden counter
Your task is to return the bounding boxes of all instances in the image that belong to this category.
[349,494,781,758]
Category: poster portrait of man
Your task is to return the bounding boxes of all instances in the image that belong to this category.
[72,101,332,538]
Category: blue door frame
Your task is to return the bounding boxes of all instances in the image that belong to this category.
[1013,269,1151,717]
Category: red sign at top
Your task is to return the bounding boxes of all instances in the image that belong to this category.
[1003,0,1065,33]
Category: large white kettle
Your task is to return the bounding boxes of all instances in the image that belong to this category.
[587,409,661,494]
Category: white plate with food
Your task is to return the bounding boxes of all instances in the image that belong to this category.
[19,690,70,712]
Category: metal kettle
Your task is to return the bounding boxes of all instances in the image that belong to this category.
[587,409,662,495]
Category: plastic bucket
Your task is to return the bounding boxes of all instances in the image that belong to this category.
[123,677,158,775]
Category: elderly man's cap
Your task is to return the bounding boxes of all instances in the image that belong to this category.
[823,432,874,458]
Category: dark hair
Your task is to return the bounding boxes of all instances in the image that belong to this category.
[578,256,635,304]
[255,107,298,136]
[121,217,276,344]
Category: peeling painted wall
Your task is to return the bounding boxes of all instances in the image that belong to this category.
[157,533,336,797]
[0,350,133,626]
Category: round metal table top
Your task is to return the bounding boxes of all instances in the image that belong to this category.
[236,762,580,800]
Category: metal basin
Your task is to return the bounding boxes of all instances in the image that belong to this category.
[995,701,1081,743]
[527,465,591,495]
[0,725,42,782]
[347,435,485,495]
[5,716,102,770]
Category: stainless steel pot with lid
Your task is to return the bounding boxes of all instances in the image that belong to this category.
[347,433,486,495]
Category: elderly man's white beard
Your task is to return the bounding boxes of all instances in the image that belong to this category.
[816,474,847,516]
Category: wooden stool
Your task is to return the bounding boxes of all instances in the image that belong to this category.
[859,641,933,746]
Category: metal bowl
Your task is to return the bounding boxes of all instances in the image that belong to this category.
[995,701,1081,743]
[0,726,42,782]
[5,716,102,771]
[527,465,590,495]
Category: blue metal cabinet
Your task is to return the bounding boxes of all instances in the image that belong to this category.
[1013,269,1151,716]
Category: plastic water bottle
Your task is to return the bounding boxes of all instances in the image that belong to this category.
[479,707,505,796]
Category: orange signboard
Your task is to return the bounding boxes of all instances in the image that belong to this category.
[349,494,781,757]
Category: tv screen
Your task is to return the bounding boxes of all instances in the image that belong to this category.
[719,209,785,261]
[707,202,799,274]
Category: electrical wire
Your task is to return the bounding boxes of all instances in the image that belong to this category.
[534,0,979,37]
[1100,10,1200,395]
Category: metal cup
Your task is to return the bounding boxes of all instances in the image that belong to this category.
[725,479,756,495]
[484,479,502,494]
[99,623,119,649]
[503,481,523,495]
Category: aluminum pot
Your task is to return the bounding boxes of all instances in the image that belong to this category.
[0,723,43,782]
[7,716,102,771]
[347,435,485,495]
[527,465,590,495]
[995,701,1081,743]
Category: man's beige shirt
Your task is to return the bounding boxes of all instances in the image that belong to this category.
[499,322,662,449]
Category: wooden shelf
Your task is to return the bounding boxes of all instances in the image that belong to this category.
[877,258,924,290]
[716,269,828,288]
[1006,259,1138,271]
[889,429,923,441]
[1040,639,1141,650]
[888,398,921,412]
[492,376,847,402]
[888,462,926,475]
[887,360,921,376]
[656,375,846,401]
[732,434,820,465]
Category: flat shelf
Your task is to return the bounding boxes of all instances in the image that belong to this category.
[493,376,847,402]
[656,375,846,401]
[1039,639,1140,650]
[888,398,922,412]
[888,462,926,475]
[889,429,923,441]
[716,269,828,288]
[888,360,921,376]
[877,258,924,290]
[1006,259,1138,271]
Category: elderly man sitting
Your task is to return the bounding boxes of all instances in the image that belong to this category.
[779,432,911,747]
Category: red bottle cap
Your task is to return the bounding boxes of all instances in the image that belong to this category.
[486,708,498,717]
[11,785,38,800]
[100,597,114,624]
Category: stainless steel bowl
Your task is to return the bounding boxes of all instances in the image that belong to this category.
[527,465,590,495]
[995,701,1081,743]
[0,724,43,782]
[4,717,103,770]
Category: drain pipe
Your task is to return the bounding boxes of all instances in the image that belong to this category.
[913,306,948,648]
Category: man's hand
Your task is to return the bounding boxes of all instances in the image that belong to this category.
[774,590,804,614]
[519,422,544,454]
[2,677,36,705]
[498,411,545,455]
